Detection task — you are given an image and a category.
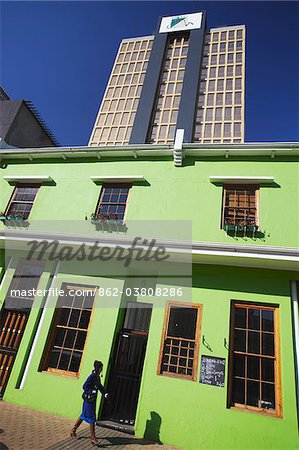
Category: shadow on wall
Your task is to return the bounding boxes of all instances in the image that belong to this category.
[143,411,163,444]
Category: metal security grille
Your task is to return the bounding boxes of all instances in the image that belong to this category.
[162,337,195,377]
[102,303,152,425]
[103,332,148,425]
[223,185,257,227]
[0,310,28,396]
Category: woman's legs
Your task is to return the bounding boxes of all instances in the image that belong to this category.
[89,423,99,445]
[70,417,83,437]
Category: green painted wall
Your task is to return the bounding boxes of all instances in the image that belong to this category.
[0,155,298,247]
[1,262,298,449]
[134,265,299,449]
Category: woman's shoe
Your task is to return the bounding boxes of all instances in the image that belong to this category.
[70,428,77,438]
[70,418,82,438]
[90,435,99,445]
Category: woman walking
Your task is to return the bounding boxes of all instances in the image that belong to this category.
[70,360,109,445]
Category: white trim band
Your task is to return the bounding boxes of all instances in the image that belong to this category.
[3,176,53,184]
[90,175,145,183]
[209,176,275,185]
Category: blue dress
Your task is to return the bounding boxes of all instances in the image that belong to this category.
[80,371,106,424]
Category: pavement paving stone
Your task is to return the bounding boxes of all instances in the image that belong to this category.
[0,402,180,450]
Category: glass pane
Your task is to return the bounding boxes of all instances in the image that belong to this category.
[73,293,84,309]
[8,203,32,219]
[58,309,69,326]
[232,378,245,404]
[248,331,260,354]
[58,349,71,371]
[247,380,259,407]
[14,187,38,202]
[48,348,60,368]
[261,383,275,409]
[248,309,260,330]
[262,358,274,382]
[69,309,80,328]
[234,329,246,352]
[75,331,87,350]
[262,333,274,356]
[64,329,77,349]
[235,307,246,328]
[69,351,82,373]
[233,354,245,377]
[167,307,197,340]
[262,310,274,332]
[54,328,66,347]
[247,355,260,380]
[79,310,91,329]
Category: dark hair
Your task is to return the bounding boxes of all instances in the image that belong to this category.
[94,360,103,372]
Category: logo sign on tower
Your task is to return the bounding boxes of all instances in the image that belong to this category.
[159,12,203,33]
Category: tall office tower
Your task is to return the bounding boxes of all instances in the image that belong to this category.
[89,12,245,146]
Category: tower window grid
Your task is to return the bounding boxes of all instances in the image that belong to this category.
[147,33,190,144]
[89,37,153,146]
[193,27,245,143]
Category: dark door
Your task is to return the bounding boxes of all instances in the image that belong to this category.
[0,309,28,396]
[102,303,152,425]
[0,260,43,396]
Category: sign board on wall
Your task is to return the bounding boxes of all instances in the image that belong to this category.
[159,12,203,34]
[199,355,226,387]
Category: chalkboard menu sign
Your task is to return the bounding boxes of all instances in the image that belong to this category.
[199,355,226,387]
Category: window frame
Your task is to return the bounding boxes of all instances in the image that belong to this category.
[95,183,131,222]
[221,184,260,229]
[157,302,202,382]
[5,184,40,220]
[41,284,97,378]
[228,301,282,418]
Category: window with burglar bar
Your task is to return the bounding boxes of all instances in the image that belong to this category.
[96,184,130,221]
[42,284,96,376]
[158,303,202,381]
[229,303,281,416]
[5,185,39,219]
[222,185,258,228]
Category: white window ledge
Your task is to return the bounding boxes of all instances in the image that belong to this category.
[209,176,275,185]
[90,175,145,183]
[3,175,53,183]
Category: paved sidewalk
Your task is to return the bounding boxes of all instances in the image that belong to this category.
[0,402,179,450]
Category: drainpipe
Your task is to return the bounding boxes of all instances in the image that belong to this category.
[290,280,299,427]
[19,261,60,390]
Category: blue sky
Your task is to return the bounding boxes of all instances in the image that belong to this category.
[1,1,298,146]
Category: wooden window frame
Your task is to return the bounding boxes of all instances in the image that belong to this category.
[221,184,260,229]
[157,302,202,382]
[5,184,40,220]
[41,284,97,378]
[95,183,131,222]
[228,301,282,418]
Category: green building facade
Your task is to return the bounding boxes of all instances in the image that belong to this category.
[0,142,298,449]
